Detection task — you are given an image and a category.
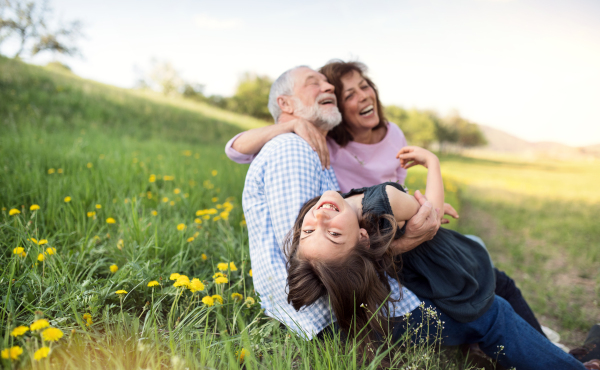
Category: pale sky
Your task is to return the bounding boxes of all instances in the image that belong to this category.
[5,0,600,147]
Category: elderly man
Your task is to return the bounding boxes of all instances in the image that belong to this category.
[235,65,596,370]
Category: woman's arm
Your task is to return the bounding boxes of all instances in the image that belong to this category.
[396,146,444,221]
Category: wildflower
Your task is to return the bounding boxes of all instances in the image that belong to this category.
[211,170,217,176]
[147,281,160,288]
[96,204,102,209]
[1,346,23,360]
[115,290,128,295]
[38,253,45,262]
[29,238,39,244]
[162,197,169,203]
[106,217,116,224]
[169,273,181,280]
[215,276,228,284]
[201,253,207,261]
[237,348,248,362]
[87,211,96,217]
[212,294,223,304]
[202,296,214,307]
[45,247,56,255]
[184,193,189,198]
[196,209,205,216]
[169,201,175,206]
[110,264,118,273]
[176,223,186,231]
[213,272,225,278]
[211,197,218,202]
[34,347,50,361]
[151,210,158,216]
[202,215,210,220]
[42,327,64,342]
[48,168,55,174]
[124,198,130,204]
[249,269,253,277]
[87,162,93,168]
[147,191,152,199]
[83,313,93,326]
[163,175,175,181]
[10,326,29,337]
[229,262,238,271]
[245,297,255,308]
[30,319,50,331]
[240,220,246,227]
[57,168,63,174]
[9,208,20,216]
[187,237,194,242]
[193,231,200,237]
[213,216,221,221]
[30,204,40,211]
[194,218,202,224]
[174,188,181,194]
[188,278,205,293]
[173,275,190,288]
[220,211,229,220]
[13,247,25,255]
[216,204,222,209]
[64,196,71,203]
[231,293,243,302]
[149,174,156,183]
[38,239,47,245]
[217,262,228,271]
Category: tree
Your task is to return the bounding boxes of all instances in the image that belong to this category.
[0,0,82,58]
[385,105,437,148]
[227,72,273,121]
[147,59,184,96]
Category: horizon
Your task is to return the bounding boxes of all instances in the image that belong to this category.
[2,0,599,147]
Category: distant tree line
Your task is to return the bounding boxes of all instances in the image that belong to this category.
[0,0,82,58]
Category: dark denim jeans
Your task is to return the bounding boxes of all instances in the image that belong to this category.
[391,296,585,370]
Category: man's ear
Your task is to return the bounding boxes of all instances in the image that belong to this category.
[359,228,370,248]
[277,95,294,115]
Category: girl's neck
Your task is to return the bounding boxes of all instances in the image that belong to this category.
[345,194,364,217]
[348,125,387,144]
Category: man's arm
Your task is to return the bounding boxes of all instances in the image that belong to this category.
[391,190,440,254]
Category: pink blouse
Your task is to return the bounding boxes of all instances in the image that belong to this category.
[224,122,408,193]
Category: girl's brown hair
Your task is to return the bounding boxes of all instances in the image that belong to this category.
[319,60,387,147]
[285,196,402,360]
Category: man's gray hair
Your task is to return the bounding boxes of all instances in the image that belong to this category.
[268,65,309,122]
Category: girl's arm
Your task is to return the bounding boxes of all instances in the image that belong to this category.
[396,146,444,222]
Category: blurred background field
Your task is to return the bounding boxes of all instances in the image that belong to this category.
[1,55,599,369]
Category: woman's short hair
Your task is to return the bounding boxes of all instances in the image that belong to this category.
[319,60,387,147]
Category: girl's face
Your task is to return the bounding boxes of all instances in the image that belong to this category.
[340,70,380,134]
[299,191,368,261]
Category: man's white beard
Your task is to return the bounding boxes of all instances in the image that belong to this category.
[293,95,342,131]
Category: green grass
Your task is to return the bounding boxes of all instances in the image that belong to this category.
[0,57,477,369]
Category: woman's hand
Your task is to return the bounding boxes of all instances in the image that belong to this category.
[290,117,330,169]
[396,146,438,169]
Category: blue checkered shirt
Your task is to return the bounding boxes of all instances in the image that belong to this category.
[242,133,420,339]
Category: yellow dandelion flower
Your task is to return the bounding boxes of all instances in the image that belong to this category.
[184,193,189,198]
[211,197,218,202]
[149,174,156,183]
[207,208,217,215]
[151,210,158,216]
[147,191,152,199]
[169,201,175,206]
[9,208,20,216]
[176,223,186,231]
[169,273,181,280]
[83,313,93,326]
[10,326,29,337]
[194,218,202,224]
[47,168,55,174]
[245,297,255,307]
[240,220,247,227]
[13,247,25,255]
[124,198,130,204]
[29,238,38,244]
[95,204,102,209]
[106,217,116,224]
[196,209,206,216]
[202,215,210,220]
[115,290,127,295]
[64,196,71,203]
[249,269,253,277]
[214,276,228,284]
[213,272,225,278]
[217,262,228,271]
[211,170,217,176]
[229,262,238,271]
[162,197,169,203]
[216,204,222,209]
[1,346,23,360]
[34,347,50,361]
[213,216,221,221]
[57,168,63,174]
[237,348,248,362]
[147,281,160,287]
[212,294,223,304]
[30,319,50,331]
[20,251,26,257]
[45,247,56,255]
[30,204,40,211]
[86,162,93,168]
[188,278,205,293]
[220,211,229,220]
[174,188,181,194]
[110,264,118,273]
[201,253,207,261]
[37,253,45,262]
[231,293,243,302]
[87,211,96,217]
[202,296,214,307]
[164,175,175,181]
[187,237,194,242]
[173,275,190,288]
[42,327,63,342]
[38,239,47,245]
[117,239,124,250]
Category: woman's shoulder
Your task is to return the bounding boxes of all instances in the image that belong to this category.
[384,122,407,141]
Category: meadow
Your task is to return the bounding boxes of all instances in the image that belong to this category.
[1,56,598,369]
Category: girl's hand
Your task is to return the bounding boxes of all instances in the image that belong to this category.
[396,146,438,169]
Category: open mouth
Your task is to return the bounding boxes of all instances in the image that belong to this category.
[318,95,336,106]
[317,202,339,212]
[359,105,374,116]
